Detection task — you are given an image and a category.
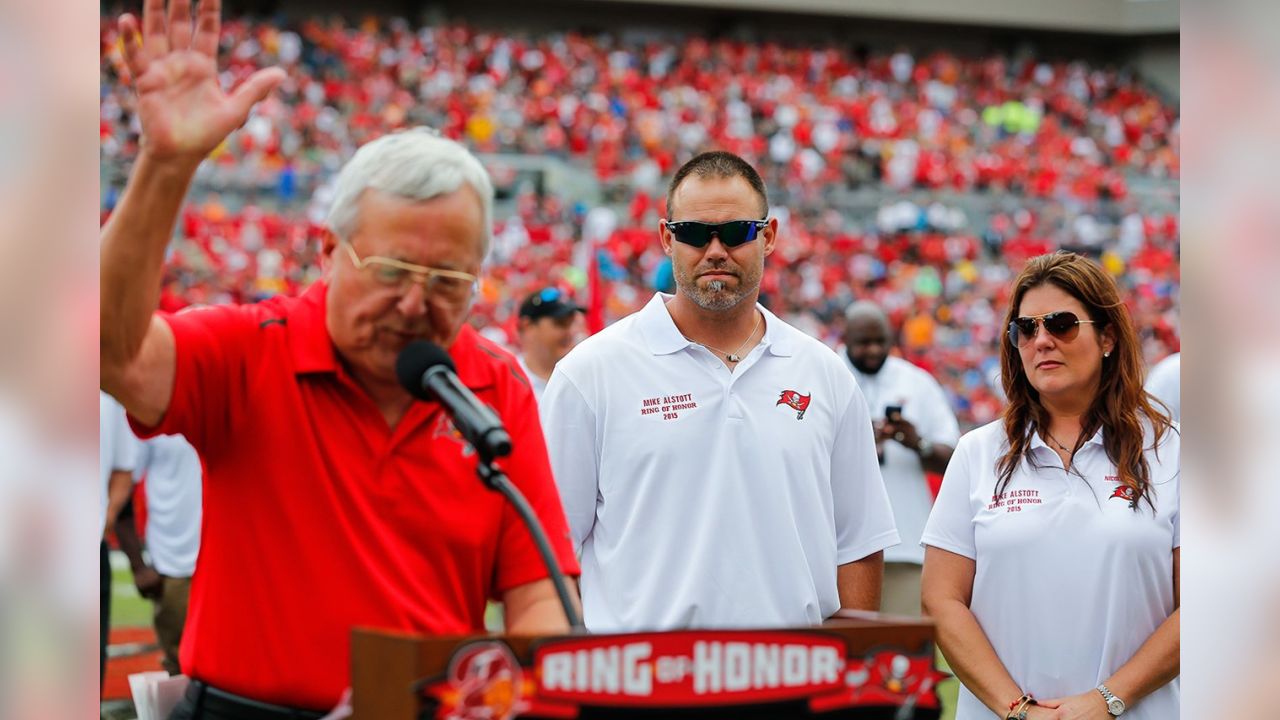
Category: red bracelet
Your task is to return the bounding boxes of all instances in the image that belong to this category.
[1006,694,1037,720]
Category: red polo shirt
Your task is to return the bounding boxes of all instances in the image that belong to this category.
[130,282,579,710]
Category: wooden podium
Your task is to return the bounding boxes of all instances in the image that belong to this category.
[351,610,945,720]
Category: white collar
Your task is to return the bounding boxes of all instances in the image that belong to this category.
[636,292,795,358]
[1028,424,1106,452]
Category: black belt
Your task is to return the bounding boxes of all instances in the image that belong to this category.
[181,679,327,720]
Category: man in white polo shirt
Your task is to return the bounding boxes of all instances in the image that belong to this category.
[541,151,898,631]
[100,391,138,691]
[1145,351,1180,421]
[115,432,203,675]
[840,301,958,616]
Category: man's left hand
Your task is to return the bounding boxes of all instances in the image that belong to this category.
[133,565,164,601]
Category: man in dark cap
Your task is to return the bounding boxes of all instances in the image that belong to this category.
[516,287,585,403]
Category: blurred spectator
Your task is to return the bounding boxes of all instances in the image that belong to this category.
[100,16,1177,209]
[1145,351,1180,422]
[97,12,1180,433]
[840,301,959,616]
[99,391,137,691]
[516,287,585,403]
[113,433,203,676]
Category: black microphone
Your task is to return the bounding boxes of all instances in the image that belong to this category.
[396,340,584,630]
[396,341,512,460]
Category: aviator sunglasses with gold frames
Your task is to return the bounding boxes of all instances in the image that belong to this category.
[1007,310,1099,348]
[340,242,479,303]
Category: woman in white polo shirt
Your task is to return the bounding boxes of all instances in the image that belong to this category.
[922,252,1179,720]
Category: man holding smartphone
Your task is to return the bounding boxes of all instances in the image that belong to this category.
[842,301,959,616]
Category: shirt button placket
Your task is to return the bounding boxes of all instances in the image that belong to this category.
[726,362,745,420]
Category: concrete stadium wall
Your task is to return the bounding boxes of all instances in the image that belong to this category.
[250,0,1175,35]
[430,0,1178,34]
[1130,38,1180,101]
[568,0,1178,34]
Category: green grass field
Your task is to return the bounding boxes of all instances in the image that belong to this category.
[937,651,958,720]
[109,558,153,628]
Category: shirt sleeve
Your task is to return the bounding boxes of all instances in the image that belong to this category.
[492,370,581,596]
[832,383,901,564]
[1144,356,1180,421]
[1168,429,1181,550]
[129,306,257,457]
[540,368,599,554]
[129,434,150,483]
[108,398,139,473]
[921,434,977,559]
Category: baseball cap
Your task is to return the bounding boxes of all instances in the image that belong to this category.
[519,287,585,320]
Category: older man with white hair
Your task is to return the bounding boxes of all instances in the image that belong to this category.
[100,1,577,714]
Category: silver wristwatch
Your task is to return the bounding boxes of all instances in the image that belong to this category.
[1096,684,1126,716]
[916,438,934,457]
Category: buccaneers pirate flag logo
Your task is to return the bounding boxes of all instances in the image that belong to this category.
[777,390,812,420]
[1109,485,1136,502]
[1109,482,1139,509]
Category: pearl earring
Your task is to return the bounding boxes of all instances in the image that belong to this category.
[1104,351,1111,358]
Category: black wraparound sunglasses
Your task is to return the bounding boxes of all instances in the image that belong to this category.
[1008,311,1099,347]
[664,219,768,248]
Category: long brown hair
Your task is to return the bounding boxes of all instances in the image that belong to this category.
[997,252,1173,509]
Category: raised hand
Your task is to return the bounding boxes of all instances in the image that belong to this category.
[116,0,285,164]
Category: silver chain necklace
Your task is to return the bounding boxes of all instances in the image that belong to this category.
[686,311,762,363]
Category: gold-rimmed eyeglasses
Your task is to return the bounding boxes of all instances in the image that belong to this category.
[340,242,480,304]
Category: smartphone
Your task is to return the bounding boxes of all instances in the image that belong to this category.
[885,405,903,422]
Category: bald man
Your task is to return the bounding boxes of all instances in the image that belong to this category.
[841,301,959,616]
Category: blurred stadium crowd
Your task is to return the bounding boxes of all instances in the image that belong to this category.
[98,13,1179,430]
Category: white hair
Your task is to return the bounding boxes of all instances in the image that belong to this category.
[325,127,494,258]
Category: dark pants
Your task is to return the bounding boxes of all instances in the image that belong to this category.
[100,540,110,694]
[168,681,326,720]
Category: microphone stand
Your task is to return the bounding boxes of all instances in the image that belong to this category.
[475,456,584,632]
